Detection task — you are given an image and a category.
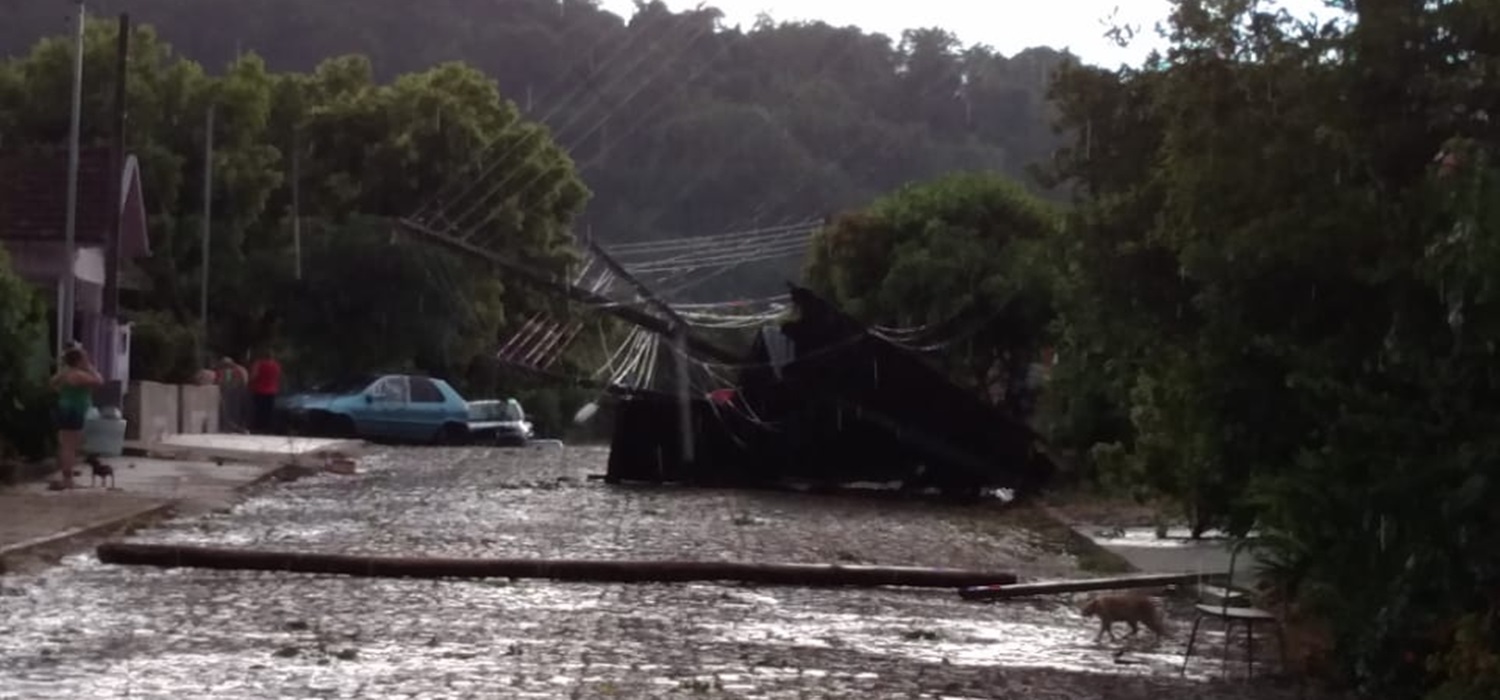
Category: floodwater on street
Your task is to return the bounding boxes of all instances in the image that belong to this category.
[0,446,1323,699]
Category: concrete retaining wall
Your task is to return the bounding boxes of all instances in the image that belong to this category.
[124,381,180,441]
[219,386,251,434]
[178,385,221,435]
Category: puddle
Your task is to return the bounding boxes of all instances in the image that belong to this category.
[1080,526,1245,548]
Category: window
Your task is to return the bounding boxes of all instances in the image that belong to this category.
[408,377,444,404]
[369,375,410,403]
[504,398,526,422]
[321,375,378,394]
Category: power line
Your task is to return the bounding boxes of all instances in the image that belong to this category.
[410,14,664,223]
[623,230,813,270]
[605,220,820,256]
[436,15,721,243]
[625,239,811,275]
[476,19,736,244]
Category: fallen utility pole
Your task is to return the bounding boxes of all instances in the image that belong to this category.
[586,240,695,464]
[397,217,742,364]
[958,571,1231,601]
[97,543,1018,589]
[585,240,688,328]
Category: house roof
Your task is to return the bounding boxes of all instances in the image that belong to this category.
[0,146,142,247]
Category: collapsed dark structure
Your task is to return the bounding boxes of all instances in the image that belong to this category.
[394,218,1053,499]
[606,285,1054,498]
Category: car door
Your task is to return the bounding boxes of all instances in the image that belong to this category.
[354,375,409,439]
[403,376,452,442]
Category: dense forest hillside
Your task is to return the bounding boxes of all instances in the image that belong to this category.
[0,0,1072,301]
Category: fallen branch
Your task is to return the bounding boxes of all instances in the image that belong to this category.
[97,543,1017,589]
[959,572,1230,601]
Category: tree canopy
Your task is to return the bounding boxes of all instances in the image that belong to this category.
[1037,0,1500,696]
[805,173,1058,418]
[804,1,1500,695]
[0,20,588,389]
[0,0,1072,301]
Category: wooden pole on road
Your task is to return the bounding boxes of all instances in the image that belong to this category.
[97,542,1018,589]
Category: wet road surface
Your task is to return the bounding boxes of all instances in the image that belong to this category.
[0,446,1326,699]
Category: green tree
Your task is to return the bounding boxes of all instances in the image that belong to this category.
[805,172,1058,416]
[0,247,51,458]
[277,217,508,384]
[1042,0,1500,695]
[0,20,588,388]
[0,1,1072,301]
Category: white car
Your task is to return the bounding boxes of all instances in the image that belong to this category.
[467,398,535,446]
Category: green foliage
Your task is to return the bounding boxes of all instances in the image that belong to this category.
[0,246,51,458]
[126,309,203,384]
[0,20,586,393]
[805,172,1058,416]
[1040,0,1500,696]
[1426,612,1500,700]
[1,0,1071,301]
[278,217,508,385]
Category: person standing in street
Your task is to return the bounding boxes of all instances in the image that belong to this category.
[216,355,249,388]
[50,344,103,491]
[216,355,251,433]
[248,348,282,434]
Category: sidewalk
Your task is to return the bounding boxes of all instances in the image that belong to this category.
[0,434,362,571]
[1043,504,1258,586]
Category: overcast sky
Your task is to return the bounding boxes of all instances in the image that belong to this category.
[597,0,1335,67]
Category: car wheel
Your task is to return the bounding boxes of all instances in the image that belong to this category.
[306,412,331,437]
[438,422,469,445]
[309,412,355,438]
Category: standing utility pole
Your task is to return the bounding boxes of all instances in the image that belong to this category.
[59,0,86,356]
[199,104,215,363]
[291,128,302,279]
[585,240,696,465]
[99,12,130,407]
[103,13,129,319]
[673,326,694,465]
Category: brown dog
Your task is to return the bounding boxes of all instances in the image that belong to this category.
[1081,593,1169,642]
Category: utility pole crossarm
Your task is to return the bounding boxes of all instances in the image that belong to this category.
[585,241,687,329]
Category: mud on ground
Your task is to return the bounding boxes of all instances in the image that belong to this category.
[0,446,1336,699]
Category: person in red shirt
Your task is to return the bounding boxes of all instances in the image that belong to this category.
[248,348,283,434]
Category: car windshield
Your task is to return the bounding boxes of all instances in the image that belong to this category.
[312,375,379,395]
[470,399,526,421]
[502,401,524,421]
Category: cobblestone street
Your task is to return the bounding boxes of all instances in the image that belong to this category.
[0,446,1323,699]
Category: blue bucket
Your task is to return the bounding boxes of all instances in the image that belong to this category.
[82,407,128,457]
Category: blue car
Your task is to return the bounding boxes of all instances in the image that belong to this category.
[277,374,534,445]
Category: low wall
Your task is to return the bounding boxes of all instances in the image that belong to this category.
[122,382,227,439]
[179,384,221,435]
[219,386,251,434]
[124,381,180,441]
